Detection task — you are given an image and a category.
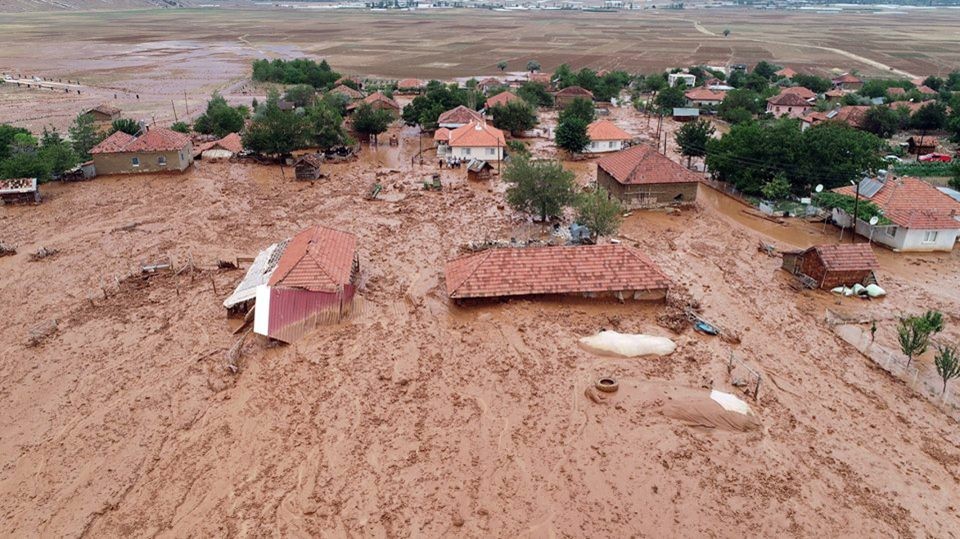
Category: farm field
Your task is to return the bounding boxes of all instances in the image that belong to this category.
[2,7,960,131]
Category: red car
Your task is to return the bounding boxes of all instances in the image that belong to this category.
[919,153,953,163]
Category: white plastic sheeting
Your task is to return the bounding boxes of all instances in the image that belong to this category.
[710,390,753,416]
[579,330,676,357]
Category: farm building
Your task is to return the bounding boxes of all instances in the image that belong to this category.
[227,225,360,343]
[684,88,726,107]
[294,154,324,181]
[329,84,363,101]
[82,104,121,130]
[672,108,699,122]
[89,127,193,175]
[528,72,553,89]
[907,136,937,155]
[916,85,938,98]
[195,133,242,160]
[887,87,907,98]
[485,90,522,110]
[596,144,701,208]
[444,244,670,302]
[396,79,424,94]
[479,77,503,93]
[335,76,363,90]
[775,67,798,79]
[832,73,863,92]
[466,158,494,181]
[347,91,401,117]
[584,120,631,154]
[667,73,696,88]
[441,121,506,162]
[438,105,484,129]
[0,177,40,205]
[554,86,594,108]
[779,86,817,102]
[780,244,879,290]
[833,176,960,252]
[766,92,814,118]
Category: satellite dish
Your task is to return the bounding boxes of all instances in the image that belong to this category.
[869,216,879,226]
[815,184,824,193]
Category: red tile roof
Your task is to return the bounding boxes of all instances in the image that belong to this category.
[485,91,521,109]
[555,86,594,99]
[776,67,798,78]
[780,86,817,101]
[528,73,552,85]
[90,131,136,154]
[433,127,451,142]
[825,89,845,98]
[447,121,506,148]
[445,244,670,299]
[330,84,363,100]
[834,177,960,230]
[198,132,243,154]
[767,92,814,107]
[684,88,726,102]
[887,87,906,96]
[808,244,878,272]
[917,85,938,95]
[397,78,423,89]
[269,225,357,292]
[828,106,870,128]
[85,104,121,117]
[890,101,924,115]
[587,119,631,141]
[438,105,484,126]
[349,91,400,111]
[833,73,862,84]
[597,144,701,186]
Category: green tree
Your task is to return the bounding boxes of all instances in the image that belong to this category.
[67,113,105,161]
[796,122,883,192]
[862,106,901,138]
[401,81,483,128]
[722,28,730,37]
[553,64,576,89]
[194,92,247,137]
[559,97,595,124]
[507,139,530,157]
[555,116,590,154]
[0,151,51,181]
[675,119,715,167]
[251,58,340,89]
[911,102,947,131]
[575,185,623,240]
[242,90,311,157]
[0,124,31,161]
[949,162,960,191]
[283,84,317,108]
[753,60,780,80]
[718,88,761,122]
[39,129,78,178]
[517,82,554,107]
[503,155,576,222]
[306,100,349,150]
[110,118,140,136]
[490,100,538,136]
[761,175,792,200]
[934,344,960,396]
[897,314,936,368]
[352,103,392,143]
[654,86,686,111]
[497,60,508,72]
[170,121,191,134]
[791,74,832,94]
[526,60,541,73]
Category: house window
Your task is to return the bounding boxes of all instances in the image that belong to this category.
[922,231,938,243]
[486,148,495,156]
[885,226,898,237]
[158,155,167,166]
[608,141,615,149]
[463,148,471,156]
[131,157,140,167]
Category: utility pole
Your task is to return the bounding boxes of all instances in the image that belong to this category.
[171,100,178,122]
[184,90,190,116]
[851,180,860,243]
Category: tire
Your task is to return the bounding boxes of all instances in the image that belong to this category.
[595,377,619,393]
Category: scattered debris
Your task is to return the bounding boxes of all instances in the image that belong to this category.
[579,331,676,357]
[216,259,238,270]
[27,319,58,347]
[0,243,16,257]
[29,246,59,261]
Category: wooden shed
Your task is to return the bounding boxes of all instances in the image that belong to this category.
[466,159,493,181]
[294,154,324,181]
[907,136,937,156]
[781,244,879,290]
[0,177,40,205]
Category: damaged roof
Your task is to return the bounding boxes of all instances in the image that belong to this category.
[268,225,357,293]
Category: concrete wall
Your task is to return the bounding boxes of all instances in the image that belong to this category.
[584,139,626,154]
[93,145,193,176]
[597,168,698,208]
[449,145,503,161]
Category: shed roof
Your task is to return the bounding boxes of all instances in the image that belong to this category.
[198,132,243,154]
[767,92,814,107]
[445,244,670,299]
[268,225,357,293]
[294,154,324,169]
[834,177,960,230]
[806,244,879,272]
[597,144,701,186]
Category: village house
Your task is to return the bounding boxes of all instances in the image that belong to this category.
[89,127,193,175]
[82,104,121,130]
[801,105,870,131]
[234,225,361,343]
[396,78,424,94]
[554,86,594,108]
[916,85,938,99]
[437,105,484,129]
[485,90,522,110]
[833,176,960,252]
[335,75,363,90]
[775,67,798,79]
[832,73,864,92]
[347,91,401,117]
[584,119,631,154]
[824,89,845,103]
[780,243,879,290]
[766,92,814,118]
[684,88,726,108]
[528,72,554,89]
[444,244,670,302]
[329,84,364,101]
[887,86,907,98]
[779,86,817,102]
[441,120,506,161]
[294,154,324,181]
[195,132,242,160]
[596,144,701,208]
[0,177,40,205]
[667,73,696,88]
[672,108,700,122]
[479,77,504,93]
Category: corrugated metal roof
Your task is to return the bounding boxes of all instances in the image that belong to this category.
[223,242,283,308]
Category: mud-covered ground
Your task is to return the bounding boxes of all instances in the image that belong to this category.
[1,118,959,536]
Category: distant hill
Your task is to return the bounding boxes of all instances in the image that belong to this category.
[1,0,198,12]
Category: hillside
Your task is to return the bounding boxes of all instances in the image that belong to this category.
[1,0,190,12]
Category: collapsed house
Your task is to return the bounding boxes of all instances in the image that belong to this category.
[0,177,40,205]
[780,243,879,290]
[444,244,670,302]
[195,133,243,160]
[224,225,360,343]
[294,154,324,181]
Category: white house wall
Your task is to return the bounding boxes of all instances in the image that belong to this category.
[584,140,626,153]
[449,146,503,161]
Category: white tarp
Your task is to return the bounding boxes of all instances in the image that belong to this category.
[579,330,676,357]
[223,243,279,308]
[710,390,753,416]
